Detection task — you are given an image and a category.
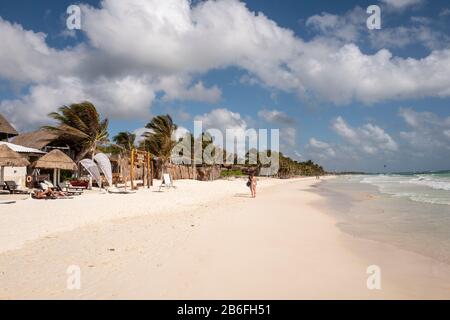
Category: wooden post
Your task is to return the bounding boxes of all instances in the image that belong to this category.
[146,153,151,188]
[150,155,153,186]
[53,168,57,186]
[142,153,145,188]
[144,153,147,188]
[0,166,4,184]
[130,149,135,190]
[116,154,121,188]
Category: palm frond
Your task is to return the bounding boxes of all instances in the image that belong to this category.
[43,101,109,160]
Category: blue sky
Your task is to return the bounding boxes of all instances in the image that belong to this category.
[1,0,450,172]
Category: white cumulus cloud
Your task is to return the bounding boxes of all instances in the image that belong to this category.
[332,116,398,154]
[381,0,424,10]
[258,109,296,125]
[1,0,450,132]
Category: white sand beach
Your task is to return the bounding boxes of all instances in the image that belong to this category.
[1,177,450,299]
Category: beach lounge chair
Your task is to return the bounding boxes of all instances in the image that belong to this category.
[0,186,10,195]
[39,182,49,190]
[43,180,55,188]
[158,174,176,191]
[68,180,88,189]
[38,182,73,200]
[4,181,30,194]
[58,182,83,195]
[67,181,85,192]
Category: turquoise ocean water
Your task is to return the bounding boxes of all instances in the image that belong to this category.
[318,172,450,264]
[359,171,450,206]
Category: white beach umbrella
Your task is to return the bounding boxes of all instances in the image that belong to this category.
[94,153,113,187]
[80,159,102,188]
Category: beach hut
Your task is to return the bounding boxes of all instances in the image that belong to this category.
[0,144,30,185]
[0,142,45,184]
[11,128,77,158]
[0,113,18,141]
[32,149,77,186]
[11,128,59,150]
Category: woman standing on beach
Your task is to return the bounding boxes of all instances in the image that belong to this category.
[247,174,257,198]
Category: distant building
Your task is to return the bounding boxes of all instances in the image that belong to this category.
[0,142,45,187]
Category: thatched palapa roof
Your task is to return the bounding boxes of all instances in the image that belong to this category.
[12,128,60,150]
[0,114,18,139]
[0,144,30,167]
[32,149,77,171]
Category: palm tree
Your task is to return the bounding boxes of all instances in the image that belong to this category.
[143,114,177,177]
[44,101,109,161]
[112,131,136,154]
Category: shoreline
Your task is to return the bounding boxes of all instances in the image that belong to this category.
[1,176,450,299]
[313,178,450,299]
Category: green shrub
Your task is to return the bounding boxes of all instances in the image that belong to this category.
[220,169,245,178]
